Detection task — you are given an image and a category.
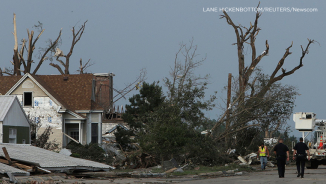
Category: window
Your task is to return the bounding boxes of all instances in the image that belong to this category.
[24,92,32,106]
[70,131,79,142]
[91,123,98,143]
[9,128,17,143]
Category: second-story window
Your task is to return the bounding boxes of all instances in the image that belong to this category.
[24,92,32,106]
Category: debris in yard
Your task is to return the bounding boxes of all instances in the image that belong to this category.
[227,149,236,154]
[174,168,184,173]
[236,153,258,165]
[237,156,247,164]
[225,170,235,174]
[164,167,178,174]
[163,158,179,170]
[0,144,114,183]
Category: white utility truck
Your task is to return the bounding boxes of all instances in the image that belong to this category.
[293,112,326,169]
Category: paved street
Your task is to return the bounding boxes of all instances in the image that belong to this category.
[14,165,326,183]
[107,166,326,184]
[178,166,326,184]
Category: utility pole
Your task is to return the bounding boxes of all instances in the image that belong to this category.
[226,73,232,148]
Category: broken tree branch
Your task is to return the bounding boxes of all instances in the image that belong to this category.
[34,29,62,74]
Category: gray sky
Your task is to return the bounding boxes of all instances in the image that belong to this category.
[1,1,325,138]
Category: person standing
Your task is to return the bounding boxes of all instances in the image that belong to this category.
[257,143,270,170]
[273,138,289,178]
[293,137,310,178]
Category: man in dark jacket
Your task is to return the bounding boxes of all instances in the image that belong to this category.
[293,137,310,178]
[273,138,289,178]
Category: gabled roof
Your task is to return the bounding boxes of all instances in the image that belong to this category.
[0,73,103,112]
[0,95,28,122]
[0,96,16,121]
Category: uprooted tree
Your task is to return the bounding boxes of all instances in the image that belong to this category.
[1,13,91,76]
[211,3,315,151]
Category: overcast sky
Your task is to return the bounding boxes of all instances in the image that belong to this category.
[1,1,325,138]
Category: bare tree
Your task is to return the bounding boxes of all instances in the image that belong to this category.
[98,69,147,117]
[165,38,210,102]
[164,39,216,129]
[50,21,88,74]
[77,58,94,74]
[7,13,62,76]
[211,3,315,148]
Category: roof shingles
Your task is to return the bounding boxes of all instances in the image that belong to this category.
[0,74,103,112]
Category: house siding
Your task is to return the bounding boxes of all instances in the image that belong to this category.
[3,126,30,144]
[16,96,62,128]
[12,79,47,97]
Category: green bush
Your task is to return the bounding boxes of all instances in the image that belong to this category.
[66,142,113,164]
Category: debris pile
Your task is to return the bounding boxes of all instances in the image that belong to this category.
[0,143,114,183]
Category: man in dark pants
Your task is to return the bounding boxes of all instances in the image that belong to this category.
[293,137,310,178]
[273,138,289,178]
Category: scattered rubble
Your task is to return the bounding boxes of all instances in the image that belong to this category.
[163,158,179,171]
[0,144,114,183]
[164,167,178,174]
[236,153,259,165]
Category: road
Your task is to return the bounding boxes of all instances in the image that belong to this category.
[14,165,326,183]
[105,166,326,184]
[178,166,326,184]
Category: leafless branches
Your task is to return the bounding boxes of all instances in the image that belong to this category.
[220,4,268,100]
[113,68,147,104]
[100,68,147,114]
[8,13,62,76]
[77,58,94,74]
[165,38,208,101]
[50,20,88,74]
[214,2,315,146]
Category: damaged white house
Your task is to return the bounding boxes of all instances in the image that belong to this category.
[0,73,114,148]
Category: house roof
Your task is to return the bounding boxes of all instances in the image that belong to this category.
[0,96,18,121]
[0,143,114,171]
[0,74,103,112]
[0,162,30,182]
[0,75,22,95]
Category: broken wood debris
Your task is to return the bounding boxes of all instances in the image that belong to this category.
[164,167,178,174]
[1,147,36,172]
